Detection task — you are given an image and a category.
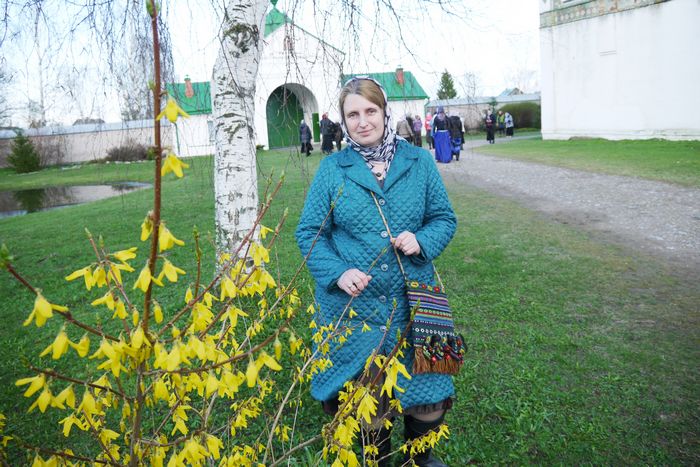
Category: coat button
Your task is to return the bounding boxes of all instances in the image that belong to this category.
[379,325,387,332]
[378,198,386,206]
[378,295,387,303]
[380,231,388,238]
[380,263,388,271]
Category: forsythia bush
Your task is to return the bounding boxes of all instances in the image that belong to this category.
[0,2,448,466]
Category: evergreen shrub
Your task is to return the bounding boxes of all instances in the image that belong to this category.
[105,139,149,162]
[8,133,41,173]
[499,102,541,129]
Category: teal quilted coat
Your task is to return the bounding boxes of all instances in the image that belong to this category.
[295,141,457,409]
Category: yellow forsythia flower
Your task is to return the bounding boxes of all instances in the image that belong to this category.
[133,265,163,293]
[161,152,190,178]
[153,378,169,402]
[28,386,52,413]
[259,225,273,239]
[92,266,107,288]
[158,259,185,283]
[52,385,76,410]
[153,302,164,323]
[250,243,270,266]
[273,337,282,361]
[70,335,90,357]
[158,223,185,252]
[140,216,153,241]
[64,266,95,290]
[355,388,378,424]
[226,306,248,329]
[156,97,189,123]
[15,374,45,398]
[245,358,259,388]
[24,292,67,327]
[256,351,281,371]
[112,247,137,263]
[131,326,146,349]
[289,334,301,355]
[39,328,70,360]
[59,413,84,437]
[206,434,223,459]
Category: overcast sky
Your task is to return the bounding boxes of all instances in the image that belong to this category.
[170,0,540,97]
[3,0,540,126]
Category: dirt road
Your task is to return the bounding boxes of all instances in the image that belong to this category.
[437,138,700,273]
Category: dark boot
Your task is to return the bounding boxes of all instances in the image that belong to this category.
[403,414,448,467]
[361,425,392,467]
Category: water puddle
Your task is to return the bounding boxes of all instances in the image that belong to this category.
[0,183,150,219]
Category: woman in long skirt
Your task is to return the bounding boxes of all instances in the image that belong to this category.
[432,107,452,163]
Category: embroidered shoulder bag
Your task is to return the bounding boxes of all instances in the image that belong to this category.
[371,193,465,375]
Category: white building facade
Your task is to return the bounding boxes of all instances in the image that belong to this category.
[539,0,700,140]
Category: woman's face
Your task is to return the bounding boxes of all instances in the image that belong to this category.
[343,93,385,147]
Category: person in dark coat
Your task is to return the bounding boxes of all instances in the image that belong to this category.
[448,114,464,161]
[485,110,496,144]
[296,76,456,467]
[333,121,343,151]
[299,120,312,156]
[320,113,335,155]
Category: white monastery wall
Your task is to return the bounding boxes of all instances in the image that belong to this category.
[540,0,700,140]
[0,123,175,167]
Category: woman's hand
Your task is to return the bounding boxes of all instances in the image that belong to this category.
[337,269,372,297]
[391,231,421,256]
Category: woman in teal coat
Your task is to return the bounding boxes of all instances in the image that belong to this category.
[296,77,456,467]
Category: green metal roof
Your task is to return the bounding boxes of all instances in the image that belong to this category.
[265,6,292,37]
[341,72,429,101]
[165,81,211,115]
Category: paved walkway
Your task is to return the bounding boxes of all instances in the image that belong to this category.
[436,138,700,270]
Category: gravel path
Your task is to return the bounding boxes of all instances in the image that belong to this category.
[437,138,700,271]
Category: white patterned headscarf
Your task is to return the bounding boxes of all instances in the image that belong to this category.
[340,76,398,180]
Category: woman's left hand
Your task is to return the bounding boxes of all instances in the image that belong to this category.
[391,231,421,256]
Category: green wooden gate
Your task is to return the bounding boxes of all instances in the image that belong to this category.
[266,87,304,149]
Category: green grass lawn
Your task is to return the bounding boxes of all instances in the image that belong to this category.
[0,146,698,464]
[476,138,700,187]
[0,161,156,191]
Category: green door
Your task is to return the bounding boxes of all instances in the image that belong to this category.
[266,87,304,149]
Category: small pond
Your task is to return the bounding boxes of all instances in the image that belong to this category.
[0,183,150,219]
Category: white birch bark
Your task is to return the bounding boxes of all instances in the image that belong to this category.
[212,0,269,256]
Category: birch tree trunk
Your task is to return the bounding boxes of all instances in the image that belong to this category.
[212,0,269,256]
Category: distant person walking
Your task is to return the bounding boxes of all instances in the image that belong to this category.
[505,112,514,137]
[299,120,312,156]
[412,114,423,147]
[448,114,464,161]
[497,110,505,137]
[432,106,452,163]
[485,111,495,144]
[333,121,343,151]
[320,113,335,155]
[425,112,433,149]
[396,114,413,143]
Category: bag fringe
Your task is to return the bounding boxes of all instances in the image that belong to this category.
[413,348,462,375]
